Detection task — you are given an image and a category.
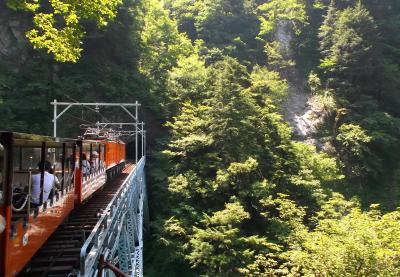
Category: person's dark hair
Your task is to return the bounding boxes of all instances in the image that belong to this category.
[82,153,87,160]
[37,160,52,171]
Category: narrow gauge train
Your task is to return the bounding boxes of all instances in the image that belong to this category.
[0,132,126,277]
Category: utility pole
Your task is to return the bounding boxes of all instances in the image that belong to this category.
[135,100,138,164]
[53,99,57,138]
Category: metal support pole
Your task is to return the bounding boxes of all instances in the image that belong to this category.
[135,101,138,164]
[53,99,57,137]
[141,123,144,159]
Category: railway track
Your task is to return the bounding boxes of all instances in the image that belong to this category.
[19,164,135,277]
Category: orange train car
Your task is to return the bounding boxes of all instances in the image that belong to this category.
[74,139,125,204]
[0,132,126,276]
[0,132,76,277]
[74,139,106,204]
[104,140,125,169]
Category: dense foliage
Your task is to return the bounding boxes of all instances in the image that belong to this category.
[145,0,400,275]
[6,0,123,62]
[0,0,152,137]
[1,0,399,276]
[313,0,400,205]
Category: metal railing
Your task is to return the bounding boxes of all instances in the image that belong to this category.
[80,157,146,277]
[82,167,107,201]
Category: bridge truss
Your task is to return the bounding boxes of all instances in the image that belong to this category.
[80,157,148,277]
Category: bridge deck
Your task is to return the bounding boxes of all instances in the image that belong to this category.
[19,163,136,277]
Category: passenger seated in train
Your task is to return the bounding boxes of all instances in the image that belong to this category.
[31,161,59,207]
[90,151,102,172]
[82,153,91,177]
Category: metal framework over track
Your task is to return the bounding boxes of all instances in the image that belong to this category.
[51,100,145,164]
[51,100,141,137]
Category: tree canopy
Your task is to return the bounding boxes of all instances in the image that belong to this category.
[1,0,400,276]
[6,0,123,62]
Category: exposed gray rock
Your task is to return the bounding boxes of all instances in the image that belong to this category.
[275,20,293,59]
[0,5,31,71]
[275,20,325,142]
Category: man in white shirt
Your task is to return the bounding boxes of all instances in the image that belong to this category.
[31,161,57,206]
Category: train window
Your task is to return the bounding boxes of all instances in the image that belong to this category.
[81,143,91,176]
[21,147,41,171]
[13,147,23,171]
[10,147,42,197]
[75,146,80,169]
[46,147,56,166]
[100,144,105,167]
[64,145,74,188]
[82,143,91,163]
[0,144,4,204]
[91,143,100,171]
[49,147,63,188]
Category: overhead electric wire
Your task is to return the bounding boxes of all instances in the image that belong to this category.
[64,113,96,125]
[57,93,137,140]
[62,93,113,124]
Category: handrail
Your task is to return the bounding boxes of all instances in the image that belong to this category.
[79,157,145,276]
[82,167,105,183]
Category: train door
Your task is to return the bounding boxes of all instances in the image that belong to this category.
[64,143,75,192]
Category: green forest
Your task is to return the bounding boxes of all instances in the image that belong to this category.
[1,0,400,276]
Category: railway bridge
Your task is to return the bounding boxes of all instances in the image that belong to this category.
[19,158,148,277]
[0,101,149,277]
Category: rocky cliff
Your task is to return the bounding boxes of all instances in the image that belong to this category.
[0,3,31,71]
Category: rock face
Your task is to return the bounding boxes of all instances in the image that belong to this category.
[275,20,293,60]
[284,73,329,144]
[0,4,31,71]
[275,20,324,141]
[283,79,309,136]
[295,96,329,136]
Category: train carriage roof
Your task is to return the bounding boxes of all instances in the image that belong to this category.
[0,131,76,146]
